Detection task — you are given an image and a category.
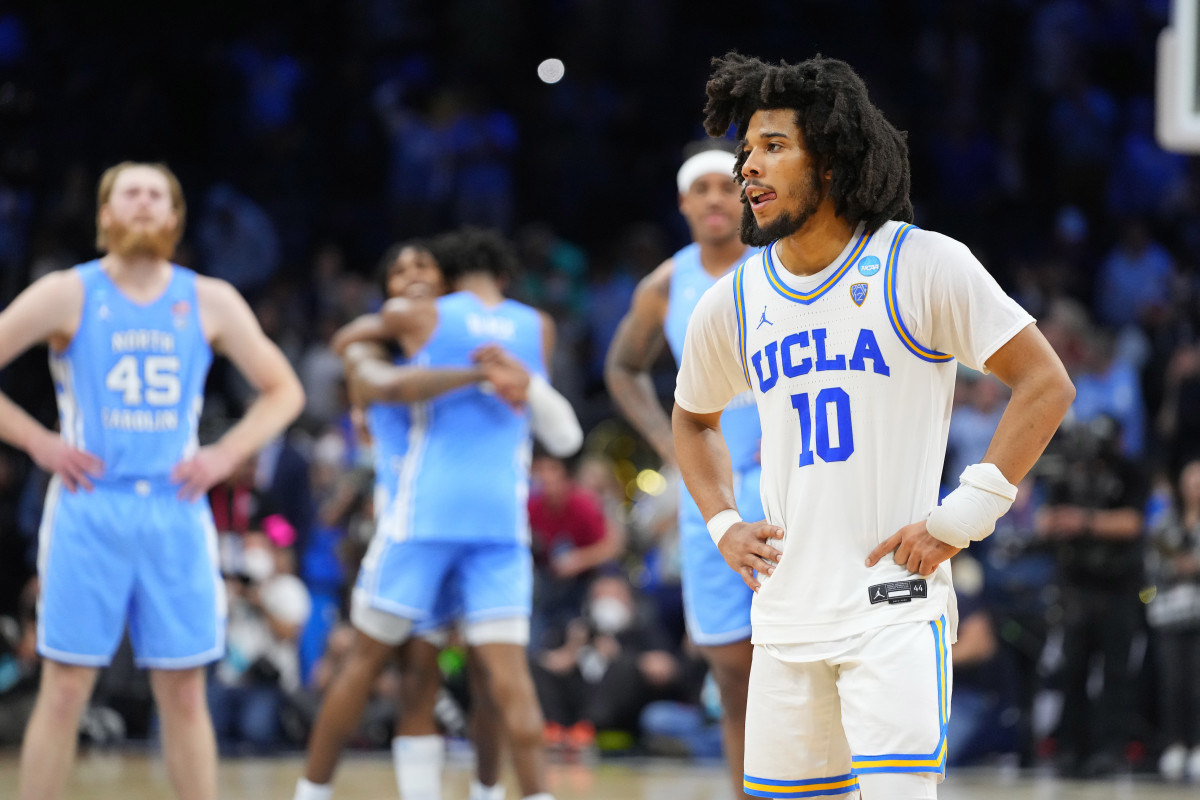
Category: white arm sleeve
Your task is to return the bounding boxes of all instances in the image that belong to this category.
[527,374,583,457]
[674,272,750,414]
[897,229,1035,373]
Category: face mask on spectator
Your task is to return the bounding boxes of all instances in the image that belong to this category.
[243,545,276,582]
[588,596,633,634]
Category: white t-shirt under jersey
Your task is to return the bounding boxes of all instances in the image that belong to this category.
[675,221,1033,646]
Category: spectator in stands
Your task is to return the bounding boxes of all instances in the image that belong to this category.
[1146,459,1200,782]
[1158,341,1200,476]
[1094,219,1174,331]
[0,577,38,745]
[528,451,624,649]
[208,534,312,753]
[945,554,1017,766]
[530,573,694,754]
[1036,414,1146,777]
[944,372,1009,498]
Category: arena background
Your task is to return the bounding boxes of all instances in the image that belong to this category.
[2,0,1200,796]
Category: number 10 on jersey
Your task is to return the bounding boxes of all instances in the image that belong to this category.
[790,388,854,467]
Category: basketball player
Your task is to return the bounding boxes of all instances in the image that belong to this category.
[672,53,1074,799]
[0,162,305,800]
[295,228,573,800]
[605,143,758,797]
[302,240,576,800]
[330,239,509,800]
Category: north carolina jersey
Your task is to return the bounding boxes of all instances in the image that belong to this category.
[675,222,1034,645]
[665,242,761,474]
[381,291,544,544]
[365,379,410,528]
[51,261,211,482]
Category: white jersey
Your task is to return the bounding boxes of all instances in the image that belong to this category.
[675,220,1033,645]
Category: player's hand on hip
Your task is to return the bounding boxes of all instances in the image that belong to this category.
[171,444,239,501]
[718,521,785,592]
[29,428,104,492]
[865,520,960,577]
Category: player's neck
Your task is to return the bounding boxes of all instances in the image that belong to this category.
[696,235,748,278]
[773,209,855,278]
[457,273,505,307]
[100,253,173,301]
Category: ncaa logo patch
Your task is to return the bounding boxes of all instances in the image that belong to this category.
[856,255,881,276]
[171,299,190,330]
[850,283,869,306]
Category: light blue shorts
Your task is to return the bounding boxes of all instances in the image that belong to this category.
[354,538,532,630]
[37,477,225,669]
[679,466,762,646]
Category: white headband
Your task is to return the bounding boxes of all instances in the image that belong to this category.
[676,149,737,194]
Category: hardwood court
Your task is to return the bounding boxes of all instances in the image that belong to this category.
[1,752,1198,800]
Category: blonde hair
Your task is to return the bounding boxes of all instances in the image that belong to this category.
[94,161,187,251]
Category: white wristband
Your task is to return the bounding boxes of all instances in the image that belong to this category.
[706,509,743,546]
[926,463,1019,549]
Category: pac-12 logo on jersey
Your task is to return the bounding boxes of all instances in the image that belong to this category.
[856,255,881,276]
[850,283,868,306]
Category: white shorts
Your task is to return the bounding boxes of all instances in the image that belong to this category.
[743,616,951,798]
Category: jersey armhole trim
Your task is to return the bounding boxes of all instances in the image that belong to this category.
[734,261,752,387]
[884,224,954,364]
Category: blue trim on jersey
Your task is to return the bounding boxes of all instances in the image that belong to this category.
[850,616,949,776]
[884,225,954,364]
[734,261,752,387]
[762,229,872,305]
[743,772,859,798]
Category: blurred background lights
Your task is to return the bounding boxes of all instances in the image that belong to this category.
[635,468,667,496]
[536,58,565,84]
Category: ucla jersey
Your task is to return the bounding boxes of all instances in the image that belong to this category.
[732,222,963,643]
[382,291,544,544]
[51,262,211,482]
[666,243,761,474]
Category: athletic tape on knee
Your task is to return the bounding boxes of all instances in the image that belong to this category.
[925,463,1018,549]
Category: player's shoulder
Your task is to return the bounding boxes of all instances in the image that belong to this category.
[498,294,544,320]
[19,264,87,307]
[693,268,740,319]
[636,257,675,297]
[896,225,975,266]
[193,273,239,299]
[622,258,674,322]
[36,264,88,291]
[194,274,253,320]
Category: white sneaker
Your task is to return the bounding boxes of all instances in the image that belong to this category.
[1186,745,1200,782]
[1159,743,1187,781]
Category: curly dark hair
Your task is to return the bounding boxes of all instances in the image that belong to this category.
[375,238,432,298]
[702,51,912,231]
[430,226,520,284]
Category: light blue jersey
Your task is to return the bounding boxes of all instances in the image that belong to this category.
[362,384,462,634]
[365,379,409,527]
[38,261,223,668]
[666,243,762,645]
[50,261,211,482]
[382,291,544,544]
[666,243,761,474]
[353,292,542,640]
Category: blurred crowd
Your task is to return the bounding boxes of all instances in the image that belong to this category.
[1,0,1200,782]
